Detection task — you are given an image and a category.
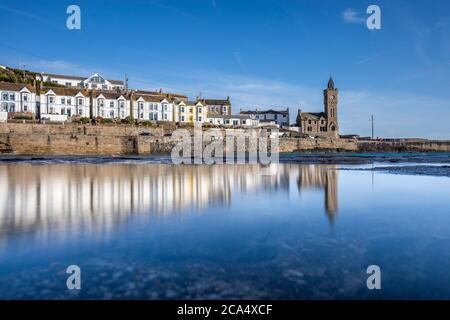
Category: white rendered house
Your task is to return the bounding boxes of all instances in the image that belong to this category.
[134,95,174,122]
[0,82,38,115]
[38,73,124,91]
[40,87,90,121]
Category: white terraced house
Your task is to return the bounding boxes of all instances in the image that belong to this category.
[134,95,174,122]
[37,72,124,91]
[40,87,90,122]
[207,114,260,127]
[93,92,130,120]
[0,82,38,115]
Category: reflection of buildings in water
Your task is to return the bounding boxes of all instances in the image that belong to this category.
[297,165,339,224]
[0,163,339,239]
[0,164,289,239]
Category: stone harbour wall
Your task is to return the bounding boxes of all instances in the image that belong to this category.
[0,123,449,155]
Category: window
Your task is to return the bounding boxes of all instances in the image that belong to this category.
[61,98,66,104]
[180,106,185,113]
[23,94,28,101]
[23,105,28,112]
[49,107,54,114]
[65,82,72,86]
[120,101,124,108]
[78,98,83,105]
[139,102,144,110]
[9,93,15,101]
[154,114,158,121]
[67,98,72,105]
[233,120,238,125]
[91,84,97,89]
[149,113,153,120]
[2,93,8,100]
[121,111,125,118]
[109,111,114,118]
[49,96,54,104]
[78,109,82,115]
[189,108,193,113]
[181,115,185,122]
[102,85,107,90]
[140,113,144,119]
[308,120,311,124]
[110,101,114,108]
[1,102,7,111]
[198,116,202,122]
[164,114,167,120]
[197,107,202,113]
[163,104,168,111]
[99,99,104,107]
[222,106,227,113]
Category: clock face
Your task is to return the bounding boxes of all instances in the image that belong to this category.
[329,94,335,100]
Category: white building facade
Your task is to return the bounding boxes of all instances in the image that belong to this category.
[134,95,174,122]
[40,87,90,121]
[207,115,259,127]
[93,92,130,119]
[0,82,38,115]
[38,73,124,91]
[240,108,290,127]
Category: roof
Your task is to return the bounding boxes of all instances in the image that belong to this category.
[327,76,335,90]
[0,82,36,92]
[199,98,231,106]
[134,90,187,98]
[95,91,125,100]
[42,86,88,96]
[40,73,123,85]
[240,109,289,115]
[136,95,166,103]
[300,112,326,119]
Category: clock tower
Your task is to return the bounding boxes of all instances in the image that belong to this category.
[324,76,339,137]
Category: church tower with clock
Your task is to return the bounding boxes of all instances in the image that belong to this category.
[296,76,340,138]
[324,76,339,136]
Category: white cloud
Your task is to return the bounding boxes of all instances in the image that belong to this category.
[342,8,365,24]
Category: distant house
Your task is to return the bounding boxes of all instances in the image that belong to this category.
[207,114,259,127]
[37,72,124,91]
[240,108,289,127]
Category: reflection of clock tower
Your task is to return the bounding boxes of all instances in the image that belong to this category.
[324,76,339,137]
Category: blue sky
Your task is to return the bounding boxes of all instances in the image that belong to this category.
[0,0,449,138]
